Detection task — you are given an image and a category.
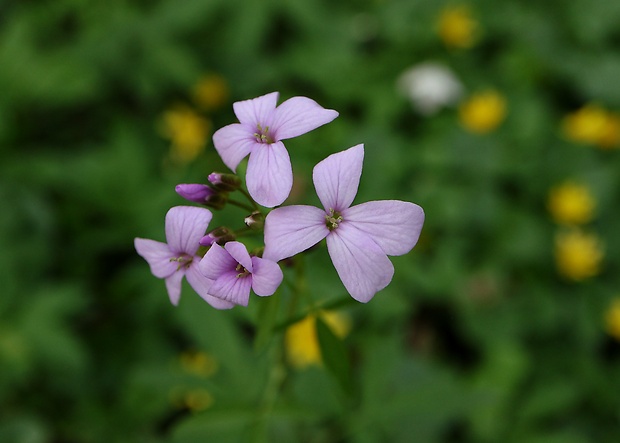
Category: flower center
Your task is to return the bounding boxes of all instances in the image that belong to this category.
[253,124,274,144]
[235,263,250,278]
[170,254,193,271]
[325,209,343,231]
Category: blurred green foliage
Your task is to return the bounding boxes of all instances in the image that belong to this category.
[2,0,620,442]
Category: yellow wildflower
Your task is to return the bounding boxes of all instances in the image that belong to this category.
[437,5,479,49]
[554,229,603,281]
[604,299,620,341]
[547,181,596,225]
[562,104,620,148]
[597,112,620,149]
[169,387,214,412]
[192,74,229,111]
[459,91,507,134]
[184,388,214,412]
[179,350,218,377]
[161,104,210,163]
[285,311,351,368]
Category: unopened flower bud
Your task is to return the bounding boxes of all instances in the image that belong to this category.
[199,227,236,246]
[175,183,228,209]
[244,211,264,230]
[175,184,215,203]
[208,172,241,192]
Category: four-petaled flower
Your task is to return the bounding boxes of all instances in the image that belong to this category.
[263,145,425,303]
[199,241,283,306]
[134,206,234,309]
[212,92,338,208]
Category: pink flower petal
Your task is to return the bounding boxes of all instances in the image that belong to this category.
[250,257,283,296]
[165,270,184,306]
[263,205,329,261]
[199,243,238,280]
[134,238,177,278]
[313,144,364,212]
[233,92,279,127]
[224,241,253,272]
[272,97,338,140]
[342,200,425,256]
[165,206,212,255]
[212,124,257,172]
[186,263,235,310]
[246,141,293,208]
[209,272,253,307]
[326,223,394,303]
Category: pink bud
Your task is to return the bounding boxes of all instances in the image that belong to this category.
[175,184,215,203]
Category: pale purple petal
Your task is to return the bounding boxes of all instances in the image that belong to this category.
[134,238,177,278]
[165,270,184,306]
[271,97,338,140]
[212,124,257,172]
[342,200,425,256]
[232,92,279,127]
[263,205,329,261]
[326,223,394,303]
[165,206,213,255]
[199,243,237,280]
[186,263,235,310]
[224,241,253,272]
[313,144,364,212]
[246,141,293,208]
[250,257,283,296]
[209,272,253,307]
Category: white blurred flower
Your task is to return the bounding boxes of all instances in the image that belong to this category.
[397,62,463,116]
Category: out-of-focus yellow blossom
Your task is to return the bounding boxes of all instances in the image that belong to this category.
[180,350,218,377]
[184,388,214,412]
[285,311,351,368]
[604,299,620,341]
[547,181,596,225]
[554,229,603,281]
[437,5,479,49]
[192,74,229,111]
[169,387,214,412]
[597,113,620,149]
[459,91,506,134]
[161,104,210,163]
[562,104,620,149]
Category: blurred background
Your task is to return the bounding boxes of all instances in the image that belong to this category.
[2,0,620,441]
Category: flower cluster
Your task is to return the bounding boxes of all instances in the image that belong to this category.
[136,92,425,309]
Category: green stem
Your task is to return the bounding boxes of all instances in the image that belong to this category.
[227,198,256,213]
[239,188,259,210]
[234,227,260,238]
[251,342,286,443]
[294,254,318,311]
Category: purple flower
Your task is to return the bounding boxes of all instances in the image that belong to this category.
[212,92,338,208]
[263,145,425,303]
[198,241,283,306]
[134,206,235,309]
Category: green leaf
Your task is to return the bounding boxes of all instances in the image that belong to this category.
[315,316,352,395]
